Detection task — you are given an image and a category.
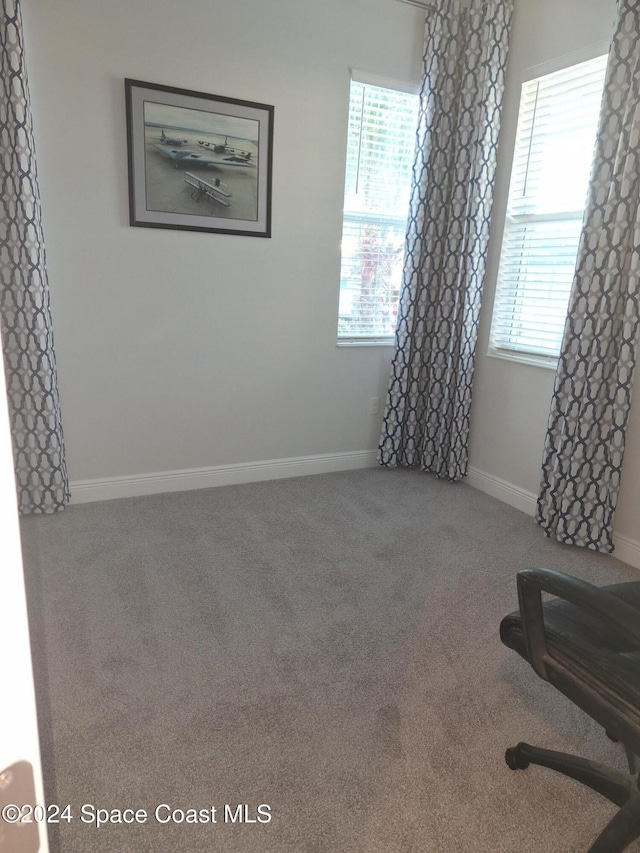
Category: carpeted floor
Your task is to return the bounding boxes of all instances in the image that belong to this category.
[20,467,640,852]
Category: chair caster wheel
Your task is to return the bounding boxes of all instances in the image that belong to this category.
[505,746,530,770]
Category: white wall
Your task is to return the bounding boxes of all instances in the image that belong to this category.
[470,0,640,556]
[22,0,424,485]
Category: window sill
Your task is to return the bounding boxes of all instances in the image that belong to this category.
[487,348,558,370]
[337,338,395,347]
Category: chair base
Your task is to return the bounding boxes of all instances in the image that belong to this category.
[506,742,640,852]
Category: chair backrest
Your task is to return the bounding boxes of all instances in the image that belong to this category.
[500,568,640,757]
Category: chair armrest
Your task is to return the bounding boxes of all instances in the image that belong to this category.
[516,568,640,679]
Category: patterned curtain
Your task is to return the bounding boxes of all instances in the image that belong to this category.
[536,0,640,554]
[378,0,513,480]
[0,0,69,512]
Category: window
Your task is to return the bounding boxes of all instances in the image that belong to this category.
[337,75,419,343]
[489,54,608,363]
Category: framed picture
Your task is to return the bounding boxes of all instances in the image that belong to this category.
[125,79,274,237]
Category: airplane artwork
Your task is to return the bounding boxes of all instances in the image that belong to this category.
[184,172,231,206]
[152,143,256,168]
[127,78,272,234]
[197,137,254,162]
[159,129,187,146]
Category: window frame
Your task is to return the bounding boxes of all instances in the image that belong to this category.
[337,70,419,347]
[487,43,609,369]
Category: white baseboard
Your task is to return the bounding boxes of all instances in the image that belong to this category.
[69,450,378,504]
[69,454,640,571]
[610,532,640,571]
[467,465,640,571]
[466,466,537,516]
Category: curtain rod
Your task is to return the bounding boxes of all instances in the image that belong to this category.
[396,0,435,10]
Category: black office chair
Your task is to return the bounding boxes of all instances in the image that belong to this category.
[500,568,640,852]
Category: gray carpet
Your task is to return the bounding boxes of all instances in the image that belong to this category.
[20,467,640,852]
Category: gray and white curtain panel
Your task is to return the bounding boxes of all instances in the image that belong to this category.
[0,0,69,512]
[537,0,640,553]
[378,0,513,480]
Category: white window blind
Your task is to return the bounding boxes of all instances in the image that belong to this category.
[338,79,419,341]
[490,54,608,361]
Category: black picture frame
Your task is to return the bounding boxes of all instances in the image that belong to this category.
[125,79,274,237]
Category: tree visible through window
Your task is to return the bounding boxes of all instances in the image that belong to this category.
[338,78,419,341]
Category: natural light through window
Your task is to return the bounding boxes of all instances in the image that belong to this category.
[337,77,419,342]
[489,54,608,362]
